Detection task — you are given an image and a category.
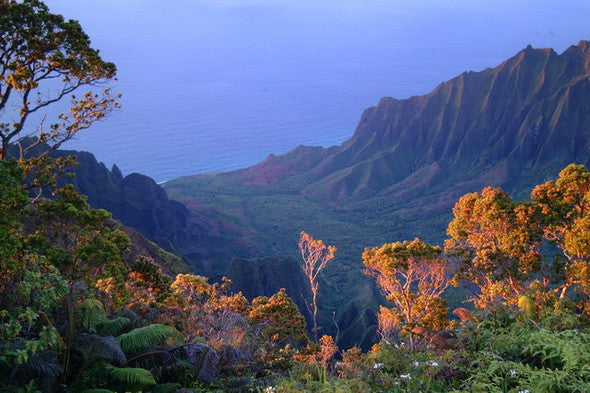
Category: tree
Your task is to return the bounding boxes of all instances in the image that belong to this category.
[0,0,119,160]
[0,159,70,390]
[0,160,28,280]
[249,289,309,349]
[531,164,590,304]
[29,185,130,285]
[298,231,337,341]
[445,187,545,309]
[363,238,450,350]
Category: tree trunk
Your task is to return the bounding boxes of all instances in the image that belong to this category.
[312,286,319,341]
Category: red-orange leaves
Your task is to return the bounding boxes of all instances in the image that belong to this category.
[446,187,544,308]
[363,239,450,350]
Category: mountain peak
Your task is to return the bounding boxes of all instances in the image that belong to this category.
[188,41,590,203]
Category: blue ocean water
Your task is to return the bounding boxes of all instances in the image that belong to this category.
[44,0,589,183]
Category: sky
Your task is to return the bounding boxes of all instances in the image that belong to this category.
[42,0,590,181]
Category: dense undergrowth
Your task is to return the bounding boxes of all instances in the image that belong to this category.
[3,154,590,392]
[2,3,590,390]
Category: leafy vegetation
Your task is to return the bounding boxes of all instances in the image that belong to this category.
[2,1,590,392]
[4,149,590,392]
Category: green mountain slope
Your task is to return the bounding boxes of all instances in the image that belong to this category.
[164,41,590,348]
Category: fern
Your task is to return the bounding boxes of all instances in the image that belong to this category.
[75,333,126,366]
[117,324,179,353]
[173,342,221,383]
[96,316,131,337]
[78,299,107,333]
[105,364,156,389]
[114,308,141,327]
[462,328,590,393]
[21,349,63,378]
[522,329,590,371]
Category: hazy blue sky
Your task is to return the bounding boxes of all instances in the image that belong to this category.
[44,0,589,181]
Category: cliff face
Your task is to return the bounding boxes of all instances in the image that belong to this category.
[51,149,262,276]
[303,42,590,202]
[164,41,590,348]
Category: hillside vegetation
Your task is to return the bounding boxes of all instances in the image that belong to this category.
[164,41,590,347]
[2,2,590,391]
[3,158,590,392]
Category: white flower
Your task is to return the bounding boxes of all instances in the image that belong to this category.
[509,369,518,377]
[394,381,400,385]
[373,362,385,370]
[429,361,439,367]
[264,387,276,393]
[413,361,420,367]
[518,390,530,393]
[400,373,411,379]
[384,339,391,345]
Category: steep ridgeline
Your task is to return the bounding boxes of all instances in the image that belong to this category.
[50,149,263,276]
[164,41,590,348]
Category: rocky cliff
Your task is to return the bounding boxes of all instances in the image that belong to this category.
[51,148,262,276]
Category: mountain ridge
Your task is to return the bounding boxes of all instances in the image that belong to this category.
[48,148,263,276]
[168,40,590,205]
[163,40,590,348]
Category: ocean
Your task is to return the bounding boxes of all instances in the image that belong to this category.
[44,0,589,183]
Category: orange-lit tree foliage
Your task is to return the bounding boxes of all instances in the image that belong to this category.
[531,164,590,305]
[171,274,251,348]
[292,334,338,370]
[445,187,545,309]
[249,288,309,350]
[124,257,173,305]
[298,231,337,340]
[363,239,450,350]
[0,0,119,160]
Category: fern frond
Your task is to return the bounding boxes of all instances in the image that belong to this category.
[117,324,179,353]
[23,350,63,378]
[106,365,156,388]
[78,299,107,332]
[75,333,126,366]
[114,308,141,327]
[172,342,220,383]
[96,316,131,337]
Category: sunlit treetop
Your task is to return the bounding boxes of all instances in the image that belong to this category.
[0,0,119,159]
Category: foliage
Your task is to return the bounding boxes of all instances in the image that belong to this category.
[126,257,173,305]
[78,299,107,333]
[30,185,130,285]
[250,289,309,350]
[445,187,546,309]
[2,31,590,392]
[457,324,590,393]
[105,364,156,390]
[531,164,590,303]
[363,238,450,349]
[0,0,119,160]
[117,324,180,353]
[298,231,337,340]
[96,317,131,338]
